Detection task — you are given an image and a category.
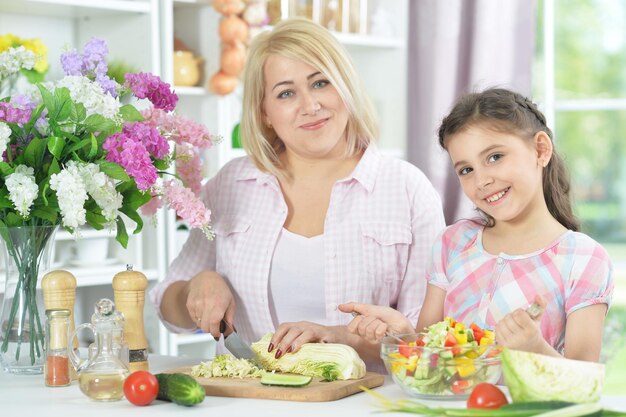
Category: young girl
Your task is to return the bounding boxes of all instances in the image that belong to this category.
[339,88,614,362]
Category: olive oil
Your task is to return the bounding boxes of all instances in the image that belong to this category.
[78,370,129,401]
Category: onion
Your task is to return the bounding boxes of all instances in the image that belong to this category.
[219,15,249,44]
[220,44,246,77]
[212,0,246,16]
[208,71,238,96]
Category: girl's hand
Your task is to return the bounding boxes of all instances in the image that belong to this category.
[495,295,548,352]
[268,321,343,359]
[186,271,236,340]
[338,302,414,343]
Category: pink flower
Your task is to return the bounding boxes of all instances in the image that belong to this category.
[141,107,216,149]
[103,133,158,191]
[125,73,178,112]
[176,145,203,194]
[139,191,163,217]
[163,179,211,230]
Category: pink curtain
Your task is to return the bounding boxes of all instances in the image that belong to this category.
[407,0,537,224]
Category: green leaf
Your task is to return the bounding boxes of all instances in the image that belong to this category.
[71,101,87,123]
[5,212,24,227]
[20,68,45,84]
[119,104,144,122]
[24,137,46,168]
[48,158,61,176]
[53,87,73,122]
[97,161,130,181]
[65,137,91,154]
[115,217,129,248]
[154,159,170,170]
[47,136,65,159]
[37,84,57,115]
[0,161,14,176]
[122,188,152,210]
[31,206,58,224]
[84,114,117,133]
[86,211,107,230]
[119,206,144,234]
[87,133,98,159]
[0,192,12,208]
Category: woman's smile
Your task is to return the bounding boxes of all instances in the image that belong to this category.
[300,117,330,130]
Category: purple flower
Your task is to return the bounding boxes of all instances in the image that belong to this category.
[10,94,37,111]
[61,50,83,76]
[125,72,178,112]
[60,37,119,96]
[82,38,108,72]
[96,73,119,98]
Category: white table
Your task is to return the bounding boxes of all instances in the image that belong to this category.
[1,355,624,416]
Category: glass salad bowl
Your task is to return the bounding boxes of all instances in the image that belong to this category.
[381,323,502,399]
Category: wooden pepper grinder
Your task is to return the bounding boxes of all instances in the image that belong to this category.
[42,270,78,380]
[112,264,149,373]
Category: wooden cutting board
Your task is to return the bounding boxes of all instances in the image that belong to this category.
[162,367,384,402]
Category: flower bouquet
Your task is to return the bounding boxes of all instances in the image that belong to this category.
[0,37,216,373]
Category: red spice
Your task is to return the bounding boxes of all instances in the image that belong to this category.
[46,355,70,386]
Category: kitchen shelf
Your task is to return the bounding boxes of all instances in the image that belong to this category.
[174,86,208,96]
[0,0,153,18]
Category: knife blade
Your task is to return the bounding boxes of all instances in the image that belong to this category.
[220,320,260,365]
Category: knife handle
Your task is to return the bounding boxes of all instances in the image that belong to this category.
[220,320,236,335]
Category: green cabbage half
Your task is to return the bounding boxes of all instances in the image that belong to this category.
[501,348,605,403]
[251,333,366,381]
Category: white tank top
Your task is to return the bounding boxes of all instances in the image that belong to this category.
[268,228,326,327]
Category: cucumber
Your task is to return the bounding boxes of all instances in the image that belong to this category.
[260,372,312,387]
[155,373,205,406]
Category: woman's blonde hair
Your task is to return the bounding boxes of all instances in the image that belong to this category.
[241,18,378,176]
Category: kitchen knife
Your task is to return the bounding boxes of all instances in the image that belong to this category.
[220,320,259,363]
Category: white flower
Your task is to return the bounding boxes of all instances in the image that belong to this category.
[0,121,10,157]
[0,46,35,79]
[5,165,38,218]
[45,75,121,122]
[50,162,88,228]
[77,163,123,224]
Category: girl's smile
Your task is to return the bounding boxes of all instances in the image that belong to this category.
[484,187,510,204]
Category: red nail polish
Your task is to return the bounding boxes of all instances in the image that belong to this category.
[275,349,283,359]
[268,343,274,352]
[286,346,293,354]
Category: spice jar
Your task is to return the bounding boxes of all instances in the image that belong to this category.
[45,309,71,387]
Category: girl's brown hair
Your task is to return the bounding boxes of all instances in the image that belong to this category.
[437,88,580,231]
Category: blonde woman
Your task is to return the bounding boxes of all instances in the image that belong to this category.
[150,18,445,368]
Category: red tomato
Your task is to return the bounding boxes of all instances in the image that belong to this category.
[451,380,470,395]
[467,383,509,409]
[123,371,159,406]
[398,341,412,358]
[444,332,457,347]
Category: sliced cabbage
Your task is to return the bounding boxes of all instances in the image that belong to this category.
[502,349,604,403]
[251,333,366,381]
[191,354,264,378]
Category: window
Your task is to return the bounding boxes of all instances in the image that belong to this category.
[534,0,626,305]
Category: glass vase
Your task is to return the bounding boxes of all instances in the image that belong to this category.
[0,225,57,374]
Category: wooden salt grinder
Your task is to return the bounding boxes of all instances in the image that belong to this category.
[112,264,149,372]
[42,270,78,380]
[42,270,78,349]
